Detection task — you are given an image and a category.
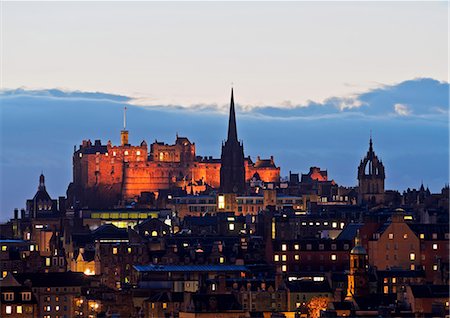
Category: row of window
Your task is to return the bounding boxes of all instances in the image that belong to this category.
[388,233,448,240]
[274,254,339,262]
[3,292,31,301]
[4,305,33,314]
[279,243,349,251]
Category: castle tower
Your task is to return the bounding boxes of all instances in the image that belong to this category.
[357,136,385,206]
[220,88,245,194]
[121,106,129,146]
[347,231,369,298]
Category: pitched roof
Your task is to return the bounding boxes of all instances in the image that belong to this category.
[133,264,249,273]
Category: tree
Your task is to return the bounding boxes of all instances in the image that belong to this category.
[307,296,329,318]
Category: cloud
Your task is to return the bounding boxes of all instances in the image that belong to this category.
[1,78,448,120]
[394,103,411,116]
[0,88,131,103]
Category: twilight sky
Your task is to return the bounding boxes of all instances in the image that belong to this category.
[0,2,449,220]
[2,2,448,106]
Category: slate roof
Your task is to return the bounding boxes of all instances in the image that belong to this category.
[13,272,90,288]
[336,223,363,241]
[409,285,449,299]
[286,280,331,293]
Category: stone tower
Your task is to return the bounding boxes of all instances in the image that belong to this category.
[357,137,385,206]
[220,88,245,194]
[347,231,369,298]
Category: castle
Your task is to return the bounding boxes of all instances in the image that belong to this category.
[67,90,280,209]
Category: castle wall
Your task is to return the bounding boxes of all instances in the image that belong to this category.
[71,138,280,207]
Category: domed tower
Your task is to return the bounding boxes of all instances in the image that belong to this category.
[347,231,369,298]
[357,136,385,206]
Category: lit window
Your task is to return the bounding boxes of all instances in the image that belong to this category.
[432,244,438,250]
[403,234,408,239]
[420,233,425,239]
[392,277,397,283]
[128,247,132,254]
[410,253,415,261]
[162,303,167,309]
[294,254,300,261]
[324,222,329,226]
[229,223,235,231]
[56,305,60,311]
[112,247,118,255]
[340,222,345,229]
[388,233,394,240]
[274,255,280,262]
[79,153,83,158]
[124,150,129,155]
[331,254,337,261]
[332,222,337,228]
[45,257,51,266]
[281,265,287,272]
[218,195,225,209]
[16,306,22,314]
[281,244,287,251]
[281,255,287,261]
[2,271,7,277]
[433,264,438,271]
[383,286,389,294]
[219,257,225,264]
[6,306,12,314]
[410,264,415,270]
[211,283,216,291]
[113,151,117,156]
[151,230,158,237]
[294,244,299,250]
[136,151,141,156]
[1,245,7,251]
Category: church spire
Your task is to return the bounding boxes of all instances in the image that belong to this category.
[39,173,46,191]
[227,88,238,142]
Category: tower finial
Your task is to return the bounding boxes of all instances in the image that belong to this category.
[227,87,238,142]
[369,130,373,153]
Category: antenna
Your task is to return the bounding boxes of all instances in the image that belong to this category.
[123,106,127,130]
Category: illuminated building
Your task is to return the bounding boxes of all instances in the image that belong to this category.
[68,91,280,210]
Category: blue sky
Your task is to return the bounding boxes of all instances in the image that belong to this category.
[0,2,449,220]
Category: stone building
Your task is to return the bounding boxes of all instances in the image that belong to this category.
[68,91,280,210]
[357,137,385,206]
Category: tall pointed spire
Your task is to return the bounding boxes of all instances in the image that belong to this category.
[39,173,46,191]
[369,130,373,153]
[227,88,238,142]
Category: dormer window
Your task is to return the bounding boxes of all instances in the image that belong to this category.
[22,292,31,301]
[4,292,14,301]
